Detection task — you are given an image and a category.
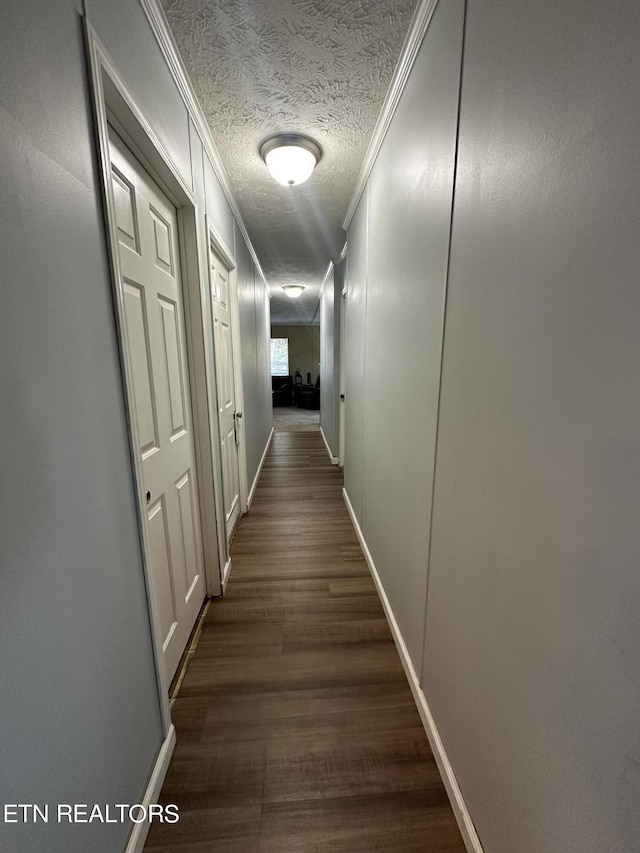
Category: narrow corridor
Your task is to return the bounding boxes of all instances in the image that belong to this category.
[145,431,465,852]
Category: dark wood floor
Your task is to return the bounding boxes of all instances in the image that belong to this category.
[145,431,465,852]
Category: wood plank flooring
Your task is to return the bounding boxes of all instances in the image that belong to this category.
[145,431,465,853]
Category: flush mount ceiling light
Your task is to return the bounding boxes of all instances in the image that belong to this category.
[260,134,321,187]
[283,285,305,298]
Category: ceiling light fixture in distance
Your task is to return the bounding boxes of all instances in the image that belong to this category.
[260,134,321,187]
[283,285,305,298]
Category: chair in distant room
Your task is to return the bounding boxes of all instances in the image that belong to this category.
[298,376,320,410]
[272,375,294,406]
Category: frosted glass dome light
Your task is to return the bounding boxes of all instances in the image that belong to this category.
[266,146,315,186]
[260,134,321,187]
[283,285,305,298]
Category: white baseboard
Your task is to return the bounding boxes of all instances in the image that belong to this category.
[221,557,232,592]
[248,427,274,509]
[342,488,484,853]
[319,426,339,465]
[124,725,176,853]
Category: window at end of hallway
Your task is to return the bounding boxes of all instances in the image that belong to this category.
[271,338,289,376]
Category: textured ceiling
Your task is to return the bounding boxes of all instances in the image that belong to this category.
[161,0,418,322]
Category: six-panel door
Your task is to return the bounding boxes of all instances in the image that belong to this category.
[109,129,206,684]
[209,245,241,538]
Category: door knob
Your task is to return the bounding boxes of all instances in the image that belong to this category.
[145,490,151,504]
[340,394,345,401]
[236,411,243,418]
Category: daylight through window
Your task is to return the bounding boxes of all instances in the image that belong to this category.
[270,338,289,376]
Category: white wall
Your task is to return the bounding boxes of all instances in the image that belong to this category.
[344,0,640,851]
[344,188,368,522]
[361,0,463,666]
[236,223,273,490]
[345,0,464,609]
[271,324,320,383]
[423,0,640,851]
[0,1,270,850]
[320,261,343,458]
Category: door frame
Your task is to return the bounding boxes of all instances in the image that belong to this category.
[338,249,348,468]
[85,25,224,731]
[205,217,249,587]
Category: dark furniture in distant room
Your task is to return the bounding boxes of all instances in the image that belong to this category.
[298,376,320,410]
[272,375,294,406]
[293,382,313,407]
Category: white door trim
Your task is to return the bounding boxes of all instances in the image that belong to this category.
[338,284,347,468]
[84,23,223,731]
[229,267,250,516]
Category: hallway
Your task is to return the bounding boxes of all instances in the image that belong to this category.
[145,431,465,852]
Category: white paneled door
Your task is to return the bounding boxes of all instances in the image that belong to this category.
[209,246,241,539]
[109,129,206,684]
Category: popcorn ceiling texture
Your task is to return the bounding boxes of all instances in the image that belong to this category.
[160,0,417,322]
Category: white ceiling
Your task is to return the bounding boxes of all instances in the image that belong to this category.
[160,0,418,323]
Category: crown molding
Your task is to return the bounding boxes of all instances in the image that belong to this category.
[318,239,347,300]
[318,260,335,301]
[139,0,270,293]
[342,0,440,230]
